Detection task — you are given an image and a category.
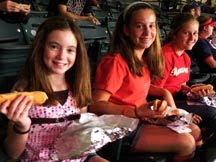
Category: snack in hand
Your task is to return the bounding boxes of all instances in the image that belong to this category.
[0,91,48,105]
[18,4,31,13]
[190,84,215,96]
[169,109,179,116]
[151,100,167,112]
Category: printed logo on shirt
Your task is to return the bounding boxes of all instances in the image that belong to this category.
[170,67,189,76]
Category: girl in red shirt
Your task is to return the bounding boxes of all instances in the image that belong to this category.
[90,2,202,162]
[154,13,216,131]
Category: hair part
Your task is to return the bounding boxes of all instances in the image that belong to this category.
[109,2,164,79]
[14,16,91,107]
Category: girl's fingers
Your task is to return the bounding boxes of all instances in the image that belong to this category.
[12,97,32,120]
[19,100,33,118]
[0,100,11,114]
[7,95,24,116]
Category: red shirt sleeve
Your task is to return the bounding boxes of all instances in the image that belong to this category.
[94,55,126,94]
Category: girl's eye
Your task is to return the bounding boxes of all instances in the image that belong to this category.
[149,23,156,28]
[193,32,198,35]
[184,32,190,35]
[136,24,143,28]
[49,44,59,50]
[67,48,76,54]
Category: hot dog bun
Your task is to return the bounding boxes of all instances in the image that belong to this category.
[0,91,48,105]
[190,84,215,95]
[153,100,167,112]
[169,109,179,116]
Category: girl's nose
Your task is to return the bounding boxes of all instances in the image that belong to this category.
[57,49,67,59]
[142,26,150,36]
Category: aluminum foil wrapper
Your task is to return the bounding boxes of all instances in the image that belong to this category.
[55,113,139,160]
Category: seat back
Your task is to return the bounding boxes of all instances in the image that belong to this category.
[21,16,47,44]
[186,50,212,86]
[79,25,109,41]
[0,45,30,93]
[0,19,26,46]
[31,0,50,11]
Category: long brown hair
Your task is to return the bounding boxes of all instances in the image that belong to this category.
[14,16,91,107]
[109,2,164,79]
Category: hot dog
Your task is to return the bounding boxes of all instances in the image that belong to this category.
[0,91,48,105]
[190,84,215,95]
[152,100,167,112]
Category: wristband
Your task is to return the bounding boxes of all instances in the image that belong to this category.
[13,124,31,134]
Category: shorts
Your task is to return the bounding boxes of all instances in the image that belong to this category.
[96,122,145,161]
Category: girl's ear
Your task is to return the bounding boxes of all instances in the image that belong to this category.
[123,25,129,36]
[203,25,208,31]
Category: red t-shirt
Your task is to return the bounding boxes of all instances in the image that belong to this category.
[94,54,151,108]
[153,43,191,95]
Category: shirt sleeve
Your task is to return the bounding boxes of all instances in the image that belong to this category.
[94,56,126,95]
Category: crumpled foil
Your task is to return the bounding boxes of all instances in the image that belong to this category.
[55,113,139,160]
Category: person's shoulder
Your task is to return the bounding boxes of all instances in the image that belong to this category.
[196,39,209,45]
[162,43,174,56]
[100,53,126,64]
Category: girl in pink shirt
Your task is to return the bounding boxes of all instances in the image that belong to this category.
[0,16,108,162]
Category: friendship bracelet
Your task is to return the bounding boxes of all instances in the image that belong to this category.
[13,124,31,134]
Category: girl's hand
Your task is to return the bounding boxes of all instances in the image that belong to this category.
[19,4,31,14]
[190,84,215,99]
[181,84,191,94]
[0,0,21,12]
[191,114,202,125]
[88,16,101,25]
[136,99,168,119]
[0,95,33,131]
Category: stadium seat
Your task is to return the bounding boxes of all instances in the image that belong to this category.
[107,21,116,39]
[186,50,216,87]
[0,45,30,93]
[80,25,109,41]
[0,19,27,46]
[21,17,47,44]
[29,10,48,18]
[30,0,50,11]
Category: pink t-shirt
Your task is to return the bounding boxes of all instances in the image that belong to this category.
[21,91,87,162]
[153,43,191,95]
[94,54,151,108]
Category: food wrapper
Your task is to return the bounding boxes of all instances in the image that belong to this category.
[142,106,193,133]
[55,113,139,160]
[187,93,216,108]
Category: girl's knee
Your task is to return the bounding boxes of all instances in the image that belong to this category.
[175,134,196,156]
[190,124,203,145]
